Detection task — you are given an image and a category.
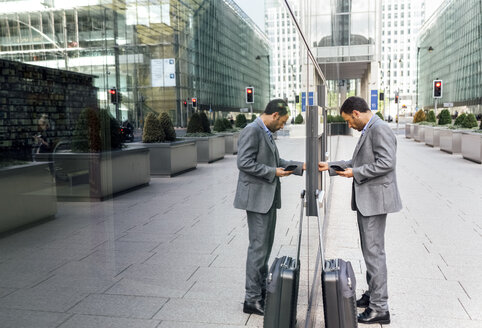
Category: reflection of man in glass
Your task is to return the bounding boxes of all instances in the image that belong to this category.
[34,114,52,153]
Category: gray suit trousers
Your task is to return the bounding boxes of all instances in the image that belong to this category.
[357,211,388,311]
[245,205,277,302]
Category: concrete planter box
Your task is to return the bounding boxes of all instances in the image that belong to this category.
[0,162,57,233]
[289,124,306,138]
[424,126,442,147]
[439,129,463,154]
[328,122,350,136]
[413,124,425,142]
[461,132,482,164]
[129,140,197,176]
[219,132,239,155]
[36,147,150,201]
[405,123,413,138]
[181,135,225,163]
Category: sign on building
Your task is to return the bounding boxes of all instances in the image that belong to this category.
[151,58,176,87]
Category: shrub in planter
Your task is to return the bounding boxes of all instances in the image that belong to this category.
[454,113,467,126]
[187,113,204,133]
[213,118,227,132]
[413,109,426,123]
[438,109,452,125]
[200,112,211,133]
[223,118,232,130]
[235,114,247,128]
[159,112,176,141]
[375,111,384,120]
[143,112,165,143]
[462,113,478,129]
[295,113,304,124]
[251,114,257,122]
[480,119,482,130]
[72,107,102,152]
[99,109,123,150]
[426,110,436,123]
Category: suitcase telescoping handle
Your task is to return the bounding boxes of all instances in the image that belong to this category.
[295,190,305,268]
[315,189,326,267]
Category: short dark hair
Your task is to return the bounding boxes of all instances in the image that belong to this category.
[340,96,369,114]
[264,99,289,116]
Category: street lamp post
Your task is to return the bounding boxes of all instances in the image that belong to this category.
[416,46,434,110]
[255,55,270,101]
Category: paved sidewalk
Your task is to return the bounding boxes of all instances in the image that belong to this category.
[0,132,481,328]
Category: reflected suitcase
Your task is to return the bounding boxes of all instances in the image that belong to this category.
[263,190,305,328]
[322,258,358,328]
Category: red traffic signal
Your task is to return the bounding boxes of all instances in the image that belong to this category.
[183,100,187,107]
[246,87,254,103]
[192,97,197,108]
[433,80,443,98]
[395,95,399,103]
[109,88,117,104]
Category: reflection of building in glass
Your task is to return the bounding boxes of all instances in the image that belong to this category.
[265,0,301,116]
[380,0,428,115]
[418,0,481,113]
[306,0,380,109]
[0,0,270,127]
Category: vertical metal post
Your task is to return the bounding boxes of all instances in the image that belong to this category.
[306,105,319,216]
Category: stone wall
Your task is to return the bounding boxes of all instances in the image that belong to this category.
[0,59,98,160]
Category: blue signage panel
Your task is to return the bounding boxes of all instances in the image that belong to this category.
[301,92,306,112]
[371,90,378,111]
[308,92,314,106]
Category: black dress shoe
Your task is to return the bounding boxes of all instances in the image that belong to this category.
[357,307,390,325]
[243,300,264,316]
[356,294,370,308]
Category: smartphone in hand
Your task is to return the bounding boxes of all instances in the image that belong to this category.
[329,164,346,171]
[284,164,298,171]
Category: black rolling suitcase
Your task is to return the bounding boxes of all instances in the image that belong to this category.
[316,190,358,328]
[263,190,305,328]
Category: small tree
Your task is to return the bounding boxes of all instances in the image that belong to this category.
[99,109,123,150]
[462,113,478,129]
[250,114,257,122]
[158,112,176,141]
[480,118,482,130]
[235,114,247,128]
[438,109,452,125]
[426,110,436,123]
[454,113,467,126]
[213,118,226,132]
[294,113,304,124]
[187,113,204,133]
[413,109,426,123]
[375,111,384,120]
[142,112,165,143]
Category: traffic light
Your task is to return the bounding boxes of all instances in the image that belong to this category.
[433,80,442,98]
[246,87,254,103]
[109,88,117,104]
[183,100,187,107]
[295,95,300,103]
[192,97,197,108]
[395,95,399,103]
[379,92,384,101]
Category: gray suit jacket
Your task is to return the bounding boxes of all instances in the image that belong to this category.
[234,118,303,214]
[329,115,402,217]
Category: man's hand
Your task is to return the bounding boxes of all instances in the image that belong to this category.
[276,167,293,177]
[318,162,329,172]
[336,168,353,178]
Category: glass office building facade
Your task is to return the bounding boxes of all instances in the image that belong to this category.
[418,0,482,111]
[0,0,270,127]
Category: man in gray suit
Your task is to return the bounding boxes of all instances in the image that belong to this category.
[318,96,402,325]
[234,99,304,316]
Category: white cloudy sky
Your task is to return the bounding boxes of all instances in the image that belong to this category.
[233,0,265,31]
